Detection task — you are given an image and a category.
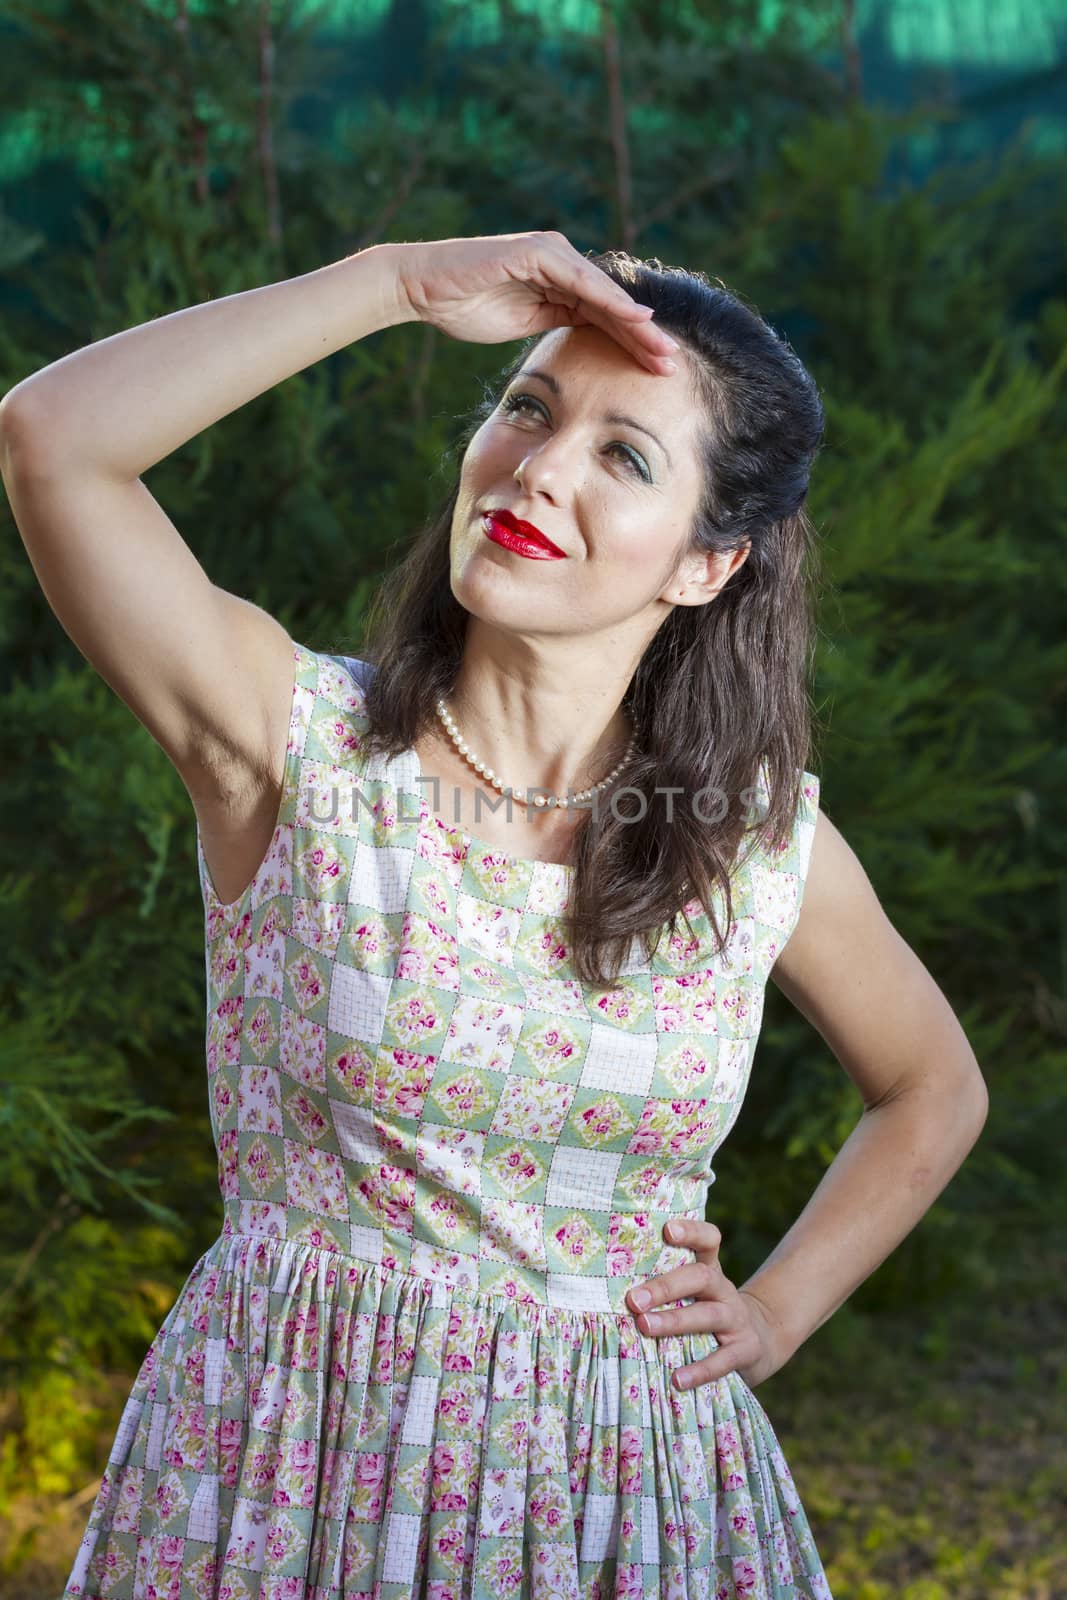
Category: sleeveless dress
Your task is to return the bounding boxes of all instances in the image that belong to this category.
[62,640,832,1600]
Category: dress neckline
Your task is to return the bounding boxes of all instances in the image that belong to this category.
[404,738,580,876]
[344,649,582,875]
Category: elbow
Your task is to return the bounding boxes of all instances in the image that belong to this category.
[0,387,46,474]
[869,1051,989,1133]
[942,1052,989,1137]
[0,383,36,433]
[968,1069,990,1132]
[958,1045,990,1125]
[941,1058,990,1152]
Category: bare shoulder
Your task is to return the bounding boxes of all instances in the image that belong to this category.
[770,807,989,1114]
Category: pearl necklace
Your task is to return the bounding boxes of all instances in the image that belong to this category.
[434,698,637,810]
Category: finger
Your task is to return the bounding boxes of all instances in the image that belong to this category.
[670,1293,759,1389]
[628,1221,724,1315]
[572,296,679,374]
[562,274,676,350]
[665,1218,722,1253]
[634,1300,736,1341]
[541,232,653,322]
[541,285,676,371]
[538,237,680,370]
[672,1349,740,1391]
[627,1260,723,1317]
[636,1279,740,1340]
[672,1326,761,1391]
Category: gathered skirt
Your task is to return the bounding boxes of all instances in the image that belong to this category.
[62,1228,833,1600]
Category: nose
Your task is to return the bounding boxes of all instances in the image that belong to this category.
[512,433,580,501]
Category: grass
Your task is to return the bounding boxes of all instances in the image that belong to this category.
[763,1223,1067,1597]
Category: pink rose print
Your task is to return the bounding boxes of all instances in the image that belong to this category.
[732,1556,758,1595]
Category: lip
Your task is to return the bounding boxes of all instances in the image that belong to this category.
[482,509,567,560]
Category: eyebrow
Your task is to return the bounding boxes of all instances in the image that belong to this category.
[508,367,672,467]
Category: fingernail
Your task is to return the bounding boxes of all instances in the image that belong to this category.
[661,334,681,350]
[632,1288,651,1310]
[661,358,678,373]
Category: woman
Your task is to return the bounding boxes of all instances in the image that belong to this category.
[1,231,988,1599]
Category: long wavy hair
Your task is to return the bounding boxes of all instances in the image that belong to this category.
[339,249,825,986]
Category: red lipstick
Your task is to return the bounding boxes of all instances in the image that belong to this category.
[483,509,567,560]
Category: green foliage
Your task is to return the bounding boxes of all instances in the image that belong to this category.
[713,103,1067,1323]
[0,0,1063,1587]
[0,1366,104,1503]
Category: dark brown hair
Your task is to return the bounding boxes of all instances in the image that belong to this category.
[340,249,825,986]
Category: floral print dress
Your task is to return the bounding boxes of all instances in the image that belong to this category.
[62,642,832,1600]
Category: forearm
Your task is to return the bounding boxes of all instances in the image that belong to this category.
[739,1072,988,1362]
[0,242,414,481]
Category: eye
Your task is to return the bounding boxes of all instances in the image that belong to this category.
[499,392,651,483]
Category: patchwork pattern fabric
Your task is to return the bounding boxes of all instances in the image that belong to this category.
[64,641,831,1599]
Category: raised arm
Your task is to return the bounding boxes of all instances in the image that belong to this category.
[0,243,413,806]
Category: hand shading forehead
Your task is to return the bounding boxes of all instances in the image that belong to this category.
[516,326,698,469]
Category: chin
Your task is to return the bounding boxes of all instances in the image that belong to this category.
[449,570,552,633]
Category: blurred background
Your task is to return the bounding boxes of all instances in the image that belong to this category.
[0,2,1064,1595]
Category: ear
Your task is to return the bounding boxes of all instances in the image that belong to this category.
[663,541,751,607]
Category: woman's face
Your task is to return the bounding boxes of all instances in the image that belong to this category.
[450,325,747,645]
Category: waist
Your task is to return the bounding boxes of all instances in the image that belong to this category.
[217,1200,701,1329]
